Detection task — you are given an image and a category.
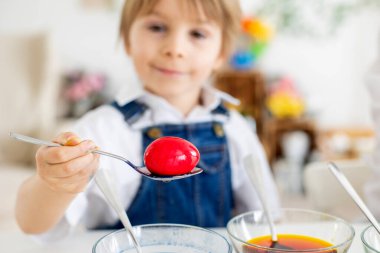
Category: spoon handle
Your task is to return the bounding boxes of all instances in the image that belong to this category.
[9,132,60,147]
[244,154,278,242]
[328,162,380,234]
[9,132,138,170]
[92,150,137,169]
[95,169,142,253]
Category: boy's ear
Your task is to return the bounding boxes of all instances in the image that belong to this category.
[213,53,226,71]
[124,41,131,56]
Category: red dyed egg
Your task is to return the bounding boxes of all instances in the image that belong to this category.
[144,137,200,176]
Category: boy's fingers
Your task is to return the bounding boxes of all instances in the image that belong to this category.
[42,140,97,164]
[60,157,99,184]
[65,137,82,146]
[53,132,82,146]
[44,152,98,178]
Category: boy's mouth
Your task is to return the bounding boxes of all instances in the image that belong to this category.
[152,65,186,76]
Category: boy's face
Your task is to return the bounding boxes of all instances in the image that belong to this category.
[125,0,224,101]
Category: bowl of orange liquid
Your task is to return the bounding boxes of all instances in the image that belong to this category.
[361,225,380,253]
[227,208,355,253]
[93,223,232,253]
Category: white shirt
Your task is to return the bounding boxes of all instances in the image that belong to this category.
[36,86,280,241]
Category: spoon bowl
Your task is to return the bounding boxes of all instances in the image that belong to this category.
[9,132,203,182]
[92,149,203,182]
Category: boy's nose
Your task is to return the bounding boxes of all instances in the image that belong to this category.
[162,33,186,59]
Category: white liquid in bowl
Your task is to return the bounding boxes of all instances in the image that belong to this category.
[121,245,206,253]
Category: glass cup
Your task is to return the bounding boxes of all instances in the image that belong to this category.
[362,225,380,253]
[93,223,232,253]
[227,208,355,253]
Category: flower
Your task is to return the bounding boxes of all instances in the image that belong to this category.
[64,71,106,102]
[62,70,108,118]
[65,71,105,101]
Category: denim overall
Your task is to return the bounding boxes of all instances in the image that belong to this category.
[107,100,234,228]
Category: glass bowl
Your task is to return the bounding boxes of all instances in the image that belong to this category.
[361,225,380,253]
[227,208,355,253]
[93,223,232,253]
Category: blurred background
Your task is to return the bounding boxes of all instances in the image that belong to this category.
[1,0,380,232]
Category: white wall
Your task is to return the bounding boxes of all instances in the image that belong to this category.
[259,11,380,129]
[240,0,380,129]
[1,0,379,129]
[0,0,138,96]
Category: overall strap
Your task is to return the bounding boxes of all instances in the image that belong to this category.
[111,100,148,125]
[111,99,229,125]
[211,102,230,117]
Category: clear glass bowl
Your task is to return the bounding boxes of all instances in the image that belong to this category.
[362,225,380,253]
[227,208,355,253]
[93,223,232,253]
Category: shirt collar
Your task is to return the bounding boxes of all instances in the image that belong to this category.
[115,82,144,106]
[115,84,240,114]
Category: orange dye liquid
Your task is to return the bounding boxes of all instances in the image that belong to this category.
[243,234,337,253]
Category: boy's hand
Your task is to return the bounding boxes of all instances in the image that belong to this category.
[35,132,100,194]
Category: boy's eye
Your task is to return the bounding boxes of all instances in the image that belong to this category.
[190,30,206,39]
[148,24,166,33]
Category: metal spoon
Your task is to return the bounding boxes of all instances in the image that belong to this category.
[243,154,292,250]
[328,162,380,234]
[9,132,203,182]
[95,168,142,253]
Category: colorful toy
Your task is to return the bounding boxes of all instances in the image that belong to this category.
[242,18,273,42]
[266,77,305,118]
[230,17,273,70]
[229,50,255,70]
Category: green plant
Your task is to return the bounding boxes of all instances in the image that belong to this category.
[255,0,380,37]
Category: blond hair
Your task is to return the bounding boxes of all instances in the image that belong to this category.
[119,0,242,56]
